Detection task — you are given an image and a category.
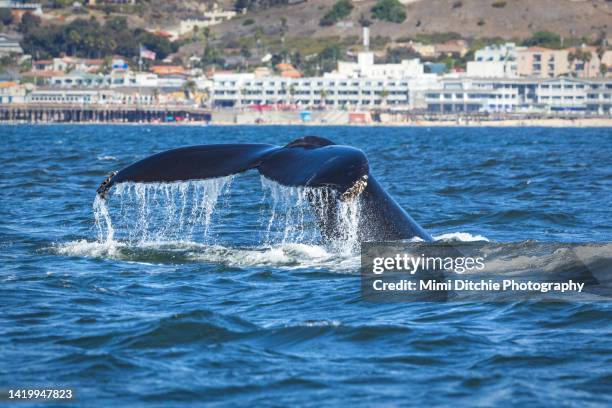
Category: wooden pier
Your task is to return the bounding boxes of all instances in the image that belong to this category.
[0,104,212,123]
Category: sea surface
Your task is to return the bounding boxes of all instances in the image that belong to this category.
[1,125,611,407]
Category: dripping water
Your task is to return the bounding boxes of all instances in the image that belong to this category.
[93,177,233,245]
[92,175,361,254]
[260,177,361,254]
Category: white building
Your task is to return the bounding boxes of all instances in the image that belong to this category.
[0,35,23,56]
[0,1,43,15]
[209,51,438,109]
[423,77,610,115]
[467,43,524,78]
[211,73,428,109]
[335,52,426,79]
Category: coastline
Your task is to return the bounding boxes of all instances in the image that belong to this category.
[1,117,611,127]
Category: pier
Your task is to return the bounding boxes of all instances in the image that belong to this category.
[0,104,212,123]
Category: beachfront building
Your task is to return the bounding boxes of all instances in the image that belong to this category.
[211,51,437,109]
[0,81,27,104]
[422,77,610,115]
[25,88,158,106]
[210,73,438,110]
[586,81,612,115]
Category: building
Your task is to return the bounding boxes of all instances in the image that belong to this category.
[586,80,612,115]
[171,5,237,38]
[0,1,43,22]
[423,77,610,115]
[0,81,27,104]
[567,46,605,79]
[517,47,570,78]
[31,57,104,73]
[335,52,425,79]
[434,40,469,58]
[210,72,434,110]
[408,43,436,58]
[0,34,23,56]
[467,43,523,78]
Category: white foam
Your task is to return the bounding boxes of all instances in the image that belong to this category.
[54,239,121,258]
[433,232,489,242]
[97,155,117,161]
[53,240,359,271]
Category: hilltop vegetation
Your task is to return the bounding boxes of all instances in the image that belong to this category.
[0,0,610,72]
[18,14,177,60]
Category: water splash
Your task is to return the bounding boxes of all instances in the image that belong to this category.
[91,175,361,254]
[93,177,233,245]
[260,177,361,254]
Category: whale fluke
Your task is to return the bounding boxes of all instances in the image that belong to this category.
[97,136,432,242]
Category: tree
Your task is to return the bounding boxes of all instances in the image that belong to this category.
[600,64,608,78]
[320,89,328,108]
[320,0,354,27]
[0,8,13,26]
[379,89,389,107]
[202,46,224,66]
[289,84,296,104]
[371,0,406,23]
[358,13,371,27]
[182,80,197,99]
[522,31,562,49]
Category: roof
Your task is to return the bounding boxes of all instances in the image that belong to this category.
[151,65,187,75]
[22,70,64,78]
[276,63,295,71]
[280,70,302,78]
[0,81,18,88]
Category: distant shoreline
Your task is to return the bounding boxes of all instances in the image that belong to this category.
[1,118,611,127]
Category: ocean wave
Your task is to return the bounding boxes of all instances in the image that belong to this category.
[434,232,490,242]
[52,240,359,271]
[96,155,118,161]
[51,238,612,292]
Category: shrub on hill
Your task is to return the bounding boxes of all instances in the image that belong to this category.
[522,31,562,49]
[371,0,406,23]
[319,0,354,27]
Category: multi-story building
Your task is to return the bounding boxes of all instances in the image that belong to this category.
[423,77,610,115]
[517,47,570,78]
[0,81,27,104]
[335,52,425,79]
[211,52,437,109]
[467,43,523,78]
[586,81,612,115]
[210,73,439,110]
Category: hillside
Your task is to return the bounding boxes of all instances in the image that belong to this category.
[212,0,611,43]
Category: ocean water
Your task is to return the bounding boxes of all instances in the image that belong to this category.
[1,125,611,406]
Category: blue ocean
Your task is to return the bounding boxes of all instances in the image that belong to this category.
[1,125,611,406]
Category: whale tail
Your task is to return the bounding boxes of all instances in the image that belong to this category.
[97,136,368,199]
[96,136,432,242]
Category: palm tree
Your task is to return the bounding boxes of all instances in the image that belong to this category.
[379,89,390,109]
[320,89,328,109]
[68,30,81,57]
[182,80,197,100]
[289,84,296,106]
